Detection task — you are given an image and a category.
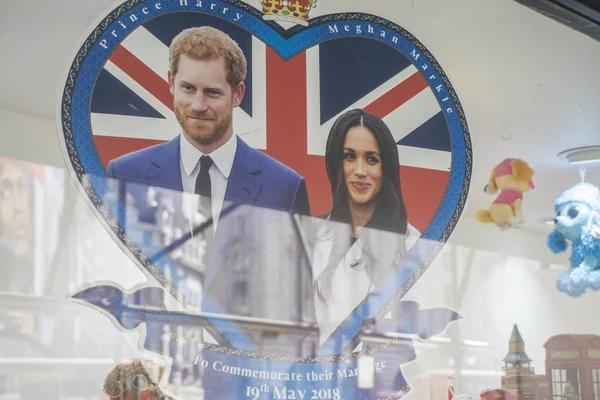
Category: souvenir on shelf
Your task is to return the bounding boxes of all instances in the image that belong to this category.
[547,179,600,297]
[476,158,535,230]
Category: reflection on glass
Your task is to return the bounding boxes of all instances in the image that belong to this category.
[0,157,598,400]
[0,159,34,294]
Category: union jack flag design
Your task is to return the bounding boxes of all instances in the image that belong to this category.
[90,12,451,234]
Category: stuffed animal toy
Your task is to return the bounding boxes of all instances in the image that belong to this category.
[547,182,600,297]
[476,158,535,230]
[104,359,167,399]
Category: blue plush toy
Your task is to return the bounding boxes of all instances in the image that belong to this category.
[547,183,600,297]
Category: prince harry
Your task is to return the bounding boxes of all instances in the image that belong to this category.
[107,26,311,223]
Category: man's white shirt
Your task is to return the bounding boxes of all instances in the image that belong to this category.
[179,132,238,345]
[179,131,237,232]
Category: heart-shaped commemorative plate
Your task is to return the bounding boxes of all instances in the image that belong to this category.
[58,0,471,398]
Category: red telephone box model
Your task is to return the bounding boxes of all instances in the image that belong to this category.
[544,334,600,399]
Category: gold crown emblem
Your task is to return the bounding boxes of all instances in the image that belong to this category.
[260,0,317,26]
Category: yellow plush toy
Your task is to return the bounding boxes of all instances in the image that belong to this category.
[476,158,535,230]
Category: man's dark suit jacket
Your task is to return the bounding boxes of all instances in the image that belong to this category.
[106,134,310,216]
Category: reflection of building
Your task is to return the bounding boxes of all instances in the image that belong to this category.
[544,334,600,400]
[133,185,317,355]
[503,324,534,376]
[501,325,551,400]
[481,324,550,400]
[125,184,421,396]
[0,162,137,398]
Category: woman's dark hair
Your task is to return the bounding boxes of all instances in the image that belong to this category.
[325,108,407,235]
[315,109,408,305]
